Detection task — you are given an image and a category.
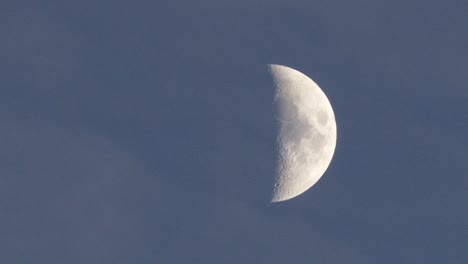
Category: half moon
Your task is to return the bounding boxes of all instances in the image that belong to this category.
[269,64,337,202]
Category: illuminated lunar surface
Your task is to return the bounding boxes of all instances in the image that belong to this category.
[269,64,337,202]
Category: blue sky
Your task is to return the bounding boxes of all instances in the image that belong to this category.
[1,1,467,263]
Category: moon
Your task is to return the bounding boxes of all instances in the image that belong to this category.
[269,64,337,202]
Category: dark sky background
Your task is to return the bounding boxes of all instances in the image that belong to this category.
[1,1,467,263]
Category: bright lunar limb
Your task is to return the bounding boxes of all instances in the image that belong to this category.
[269,64,337,202]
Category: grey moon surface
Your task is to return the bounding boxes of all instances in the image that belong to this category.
[269,64,337,202]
